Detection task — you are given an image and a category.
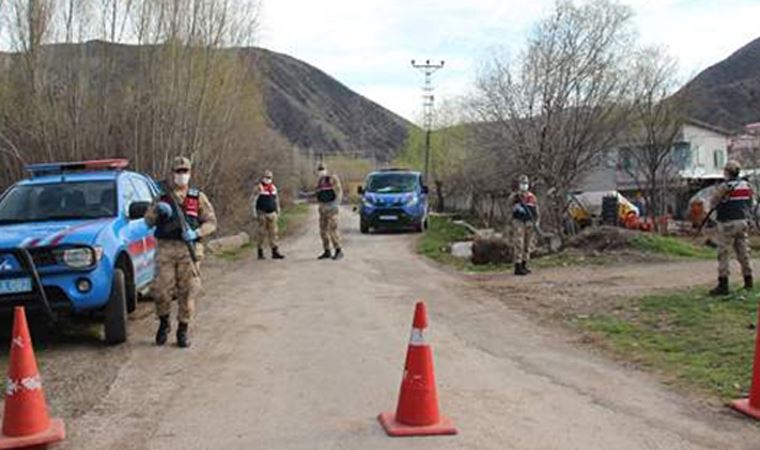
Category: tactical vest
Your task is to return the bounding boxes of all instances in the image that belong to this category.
[256,183,278,213]
[155,188,201,240]
[716,179,753,223]
[513,192,538,222]
[316,176,337,203]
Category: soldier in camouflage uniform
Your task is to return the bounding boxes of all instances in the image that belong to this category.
[251,170,285,260]
[313,164,344,260]
[709,160,754,296]
[508,174,539,276]
[145,157,217,347]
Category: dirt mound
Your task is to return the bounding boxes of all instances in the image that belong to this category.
[567,226,639,253]
[472,237,513,265]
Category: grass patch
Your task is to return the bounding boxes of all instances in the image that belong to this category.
[577,288,759,399]
[218,242,253,262]
[418,216,515,272]
[419,216,470,256]
[278,202,310,237]
[418,216,618,272]
[418,217,717,272]
[630,234,715,259]
[418,216,470,264]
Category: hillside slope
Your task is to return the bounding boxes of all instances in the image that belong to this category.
[247,48,411,160]
[0,41,412,161]
[678,37,760,130]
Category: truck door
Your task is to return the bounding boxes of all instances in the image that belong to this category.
[124,176,157,289]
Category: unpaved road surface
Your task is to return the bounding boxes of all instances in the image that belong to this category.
[11,207,760,449]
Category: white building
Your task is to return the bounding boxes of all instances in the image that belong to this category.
[575,119,732,218]
[674,119,732,180]
[577,119,732,193]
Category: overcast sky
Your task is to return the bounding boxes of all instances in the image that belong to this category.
[259,0,760,123]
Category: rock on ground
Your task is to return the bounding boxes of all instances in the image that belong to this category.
[206,232,251,254]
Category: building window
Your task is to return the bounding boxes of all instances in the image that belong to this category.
[713,150,725,169]
[619,147,633,172]
[671,142,692,170]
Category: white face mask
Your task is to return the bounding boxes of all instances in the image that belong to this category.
[519,183,529,192]
[174,173,191,187]
[318,170,328,178]
[263,177,273,184]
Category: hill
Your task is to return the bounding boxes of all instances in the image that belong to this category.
[678,37,760,130]
[247,48,411,161]
[0,41,412,161]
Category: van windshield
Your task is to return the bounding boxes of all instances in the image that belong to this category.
[0,181,117,224]
[366,173,418,193]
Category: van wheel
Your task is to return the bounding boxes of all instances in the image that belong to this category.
[360,219,370,234]
[104,269,128,345]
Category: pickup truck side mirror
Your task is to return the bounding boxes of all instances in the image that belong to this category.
[421,185,429,194]
[129,201,151,221]
[357,186,364,195]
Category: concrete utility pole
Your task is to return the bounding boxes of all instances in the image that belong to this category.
[411,59,444,187]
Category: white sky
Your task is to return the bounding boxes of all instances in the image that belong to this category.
[259,0,760,124]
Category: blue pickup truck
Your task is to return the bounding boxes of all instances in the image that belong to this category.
[0,159,159,344]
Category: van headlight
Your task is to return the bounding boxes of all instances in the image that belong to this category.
[61,246,101,269]
[406,195,419,206]
[363,197,374,207]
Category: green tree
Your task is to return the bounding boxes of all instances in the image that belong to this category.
[396,100,470,212]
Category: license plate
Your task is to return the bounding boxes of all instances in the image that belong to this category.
[0,278,32,295]
[379,215,399,221]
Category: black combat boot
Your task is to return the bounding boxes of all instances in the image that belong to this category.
[745,275,754,290]
[521,262,532,274]
[332,248,344,260]
[176,322,191,348]
[155,315,170,346]
[514,263,527,276]
[272,247,285,259]
[709,277,729,296]
[257,248,265,260]
[318,250,332,260]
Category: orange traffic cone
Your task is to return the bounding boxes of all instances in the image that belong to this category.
[0,307,65,449]
[731,307,760,420]
[378,301,457,437]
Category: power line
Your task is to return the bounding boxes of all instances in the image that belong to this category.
[411,59,444,186]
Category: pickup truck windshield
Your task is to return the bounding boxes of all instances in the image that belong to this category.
[0,181,117,224]
[367,173,418,193]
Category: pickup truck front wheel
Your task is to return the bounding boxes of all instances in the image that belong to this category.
[104,268,128,345]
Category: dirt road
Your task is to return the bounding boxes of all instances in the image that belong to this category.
[54,207,760,448]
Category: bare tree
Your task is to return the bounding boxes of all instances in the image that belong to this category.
[473,0,635,234]
[0,0,292,231]
[620,47,684,228]
[3,0,56,163]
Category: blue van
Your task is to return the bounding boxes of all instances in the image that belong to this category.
[358,169,429,233]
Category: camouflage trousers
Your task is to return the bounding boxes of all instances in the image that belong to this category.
[512,220,535,264]
[153,240,202,324]
[716,220,753,278]
[256,212,280,249]
[319,205,341,250]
